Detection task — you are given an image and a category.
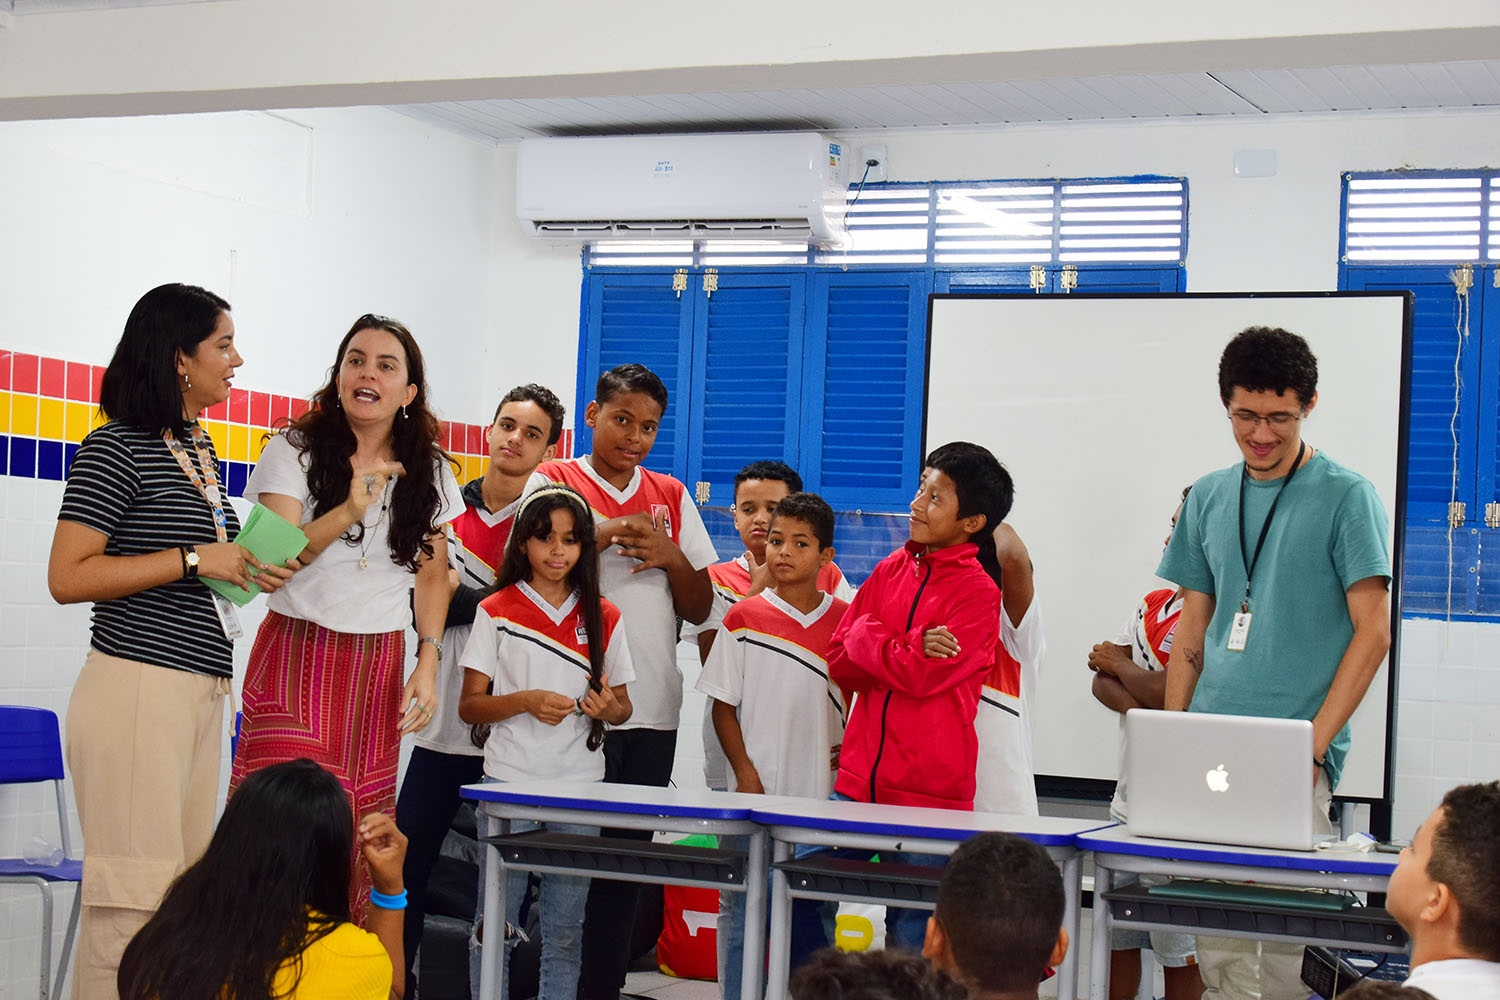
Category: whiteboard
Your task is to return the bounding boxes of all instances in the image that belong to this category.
[925,293,1409,802]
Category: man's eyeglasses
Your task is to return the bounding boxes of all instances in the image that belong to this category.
[1227,409,1301,429]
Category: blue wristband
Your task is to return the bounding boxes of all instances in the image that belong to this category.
[369,888,408,910]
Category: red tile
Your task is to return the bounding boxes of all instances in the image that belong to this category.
[270,394,291,425]
[13,353,39,394]
[228,388,249,424]
[40,357,66,398]
[201,401,227,420]
[250,391,270,428]
[290,397,309,419]
[90,365,105,400]
[66,362,92,402]
[0,351,11,391]
[436,421,451,450]
[467,424,484,454]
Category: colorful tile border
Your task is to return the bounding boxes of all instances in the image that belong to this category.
[0,349,572,492]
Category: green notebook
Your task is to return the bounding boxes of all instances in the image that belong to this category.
[1147,880,1356,912]
[203,503,309,607]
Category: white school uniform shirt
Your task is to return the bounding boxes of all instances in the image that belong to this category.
[459,581,635,783]
[416,470,553,756]
[696,590,849,800]
[537,457,717,730]
[973,595,1046,816]
[1404,958,1500,1000]
[246,433,462,634]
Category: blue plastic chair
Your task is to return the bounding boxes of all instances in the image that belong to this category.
[0,706,83,1000]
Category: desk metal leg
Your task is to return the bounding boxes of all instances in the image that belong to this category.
[1057,854,1081,1000]
[764,839,795,1000]
[1088,865,1114,1000]
[478,811,509,1000]
[742,828,769,1000]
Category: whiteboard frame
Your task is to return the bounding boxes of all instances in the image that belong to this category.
[922,291,1411,807]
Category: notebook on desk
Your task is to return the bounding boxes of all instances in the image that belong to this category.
[1125,709,1326,851]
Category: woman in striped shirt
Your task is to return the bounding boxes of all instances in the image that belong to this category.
[48,282,296,999]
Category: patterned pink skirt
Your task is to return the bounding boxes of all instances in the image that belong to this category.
[230,610,404,925]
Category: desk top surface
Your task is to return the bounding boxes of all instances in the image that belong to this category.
[1078,826,1399,875]
[751,798,1108,845]
[463,780,760,819]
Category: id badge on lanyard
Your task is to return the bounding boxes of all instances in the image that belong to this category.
[165,427,242,640]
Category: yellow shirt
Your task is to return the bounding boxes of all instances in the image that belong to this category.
[271,922,392,998]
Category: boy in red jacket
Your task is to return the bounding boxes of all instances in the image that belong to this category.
[819,441,1013,950]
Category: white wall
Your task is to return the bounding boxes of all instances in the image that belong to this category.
[3,103,1499,992]
[0,104,505,993]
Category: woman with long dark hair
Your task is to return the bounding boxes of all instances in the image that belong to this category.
[230,314,461,919]
[48,283,296,998]
[118,758,409,1000]
[458,485,634,1000]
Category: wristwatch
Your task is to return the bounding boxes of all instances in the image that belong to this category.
[181,545,200,580]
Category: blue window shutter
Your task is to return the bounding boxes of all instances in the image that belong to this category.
[685,273,807,506]
[1066,266,1182,293]
[580,272,695,482]
[1477,276,1500,614]
[936,269,1039,293]
[803,272,931,511]
[1343,267,1477,523]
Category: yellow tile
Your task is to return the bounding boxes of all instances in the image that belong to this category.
[202,420,227,454]
[90,406,108,430]
[249,428,268,462]
[0,391,10,434]
[65,402,92,443]
[11,394,37,436]
[227,424,248,463]
[467,456,485,482]
[38,398,65,441]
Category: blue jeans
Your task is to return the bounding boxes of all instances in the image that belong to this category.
[789,792,946,960]
[470,779,598,1000]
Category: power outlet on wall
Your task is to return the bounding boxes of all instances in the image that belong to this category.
[858,145,887,183]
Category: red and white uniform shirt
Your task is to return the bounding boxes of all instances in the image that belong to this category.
[974,596,1047,816]
[417,471,551,756]
[537,458,717,730]
[459,581,635,783]
[1109,587,1183,821]
[696,590,849,800]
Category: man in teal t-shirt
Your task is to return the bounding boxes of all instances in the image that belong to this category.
[1157,326,1392,1000]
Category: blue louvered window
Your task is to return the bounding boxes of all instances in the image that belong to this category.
[1341,171,1500,617]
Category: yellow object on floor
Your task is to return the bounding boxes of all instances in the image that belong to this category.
[834,913,875,952]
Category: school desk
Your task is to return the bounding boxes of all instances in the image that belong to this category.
[1079,826,1405,1000]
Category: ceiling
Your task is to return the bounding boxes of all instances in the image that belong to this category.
[392,59,1500,145]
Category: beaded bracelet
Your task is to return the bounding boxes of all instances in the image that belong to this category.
[369,888,408,910]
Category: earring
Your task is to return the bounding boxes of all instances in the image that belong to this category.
[182,373,192,389]
[401,404,408,420]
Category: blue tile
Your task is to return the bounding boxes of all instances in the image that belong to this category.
[10,437,35,479]
[64,442,79,476]
[0,434,9,476]
[36,439,63,481]
[225,461,249,498]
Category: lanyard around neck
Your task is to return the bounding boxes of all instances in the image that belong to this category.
[1237,440,1305,613]
[163,426,229,544]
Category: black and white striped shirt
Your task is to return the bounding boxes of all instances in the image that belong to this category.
[58,421,242,677]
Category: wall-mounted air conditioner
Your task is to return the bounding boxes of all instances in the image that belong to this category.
[515,132,848,247]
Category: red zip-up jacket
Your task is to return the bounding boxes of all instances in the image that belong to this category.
[828,540,1001,810]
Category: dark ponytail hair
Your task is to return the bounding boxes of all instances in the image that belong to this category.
[473,485,610,752]
[118,759,353,1000]
[100,282,230,437]
[923,442,1013,590]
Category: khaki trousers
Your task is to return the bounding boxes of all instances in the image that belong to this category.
[1196,770,1335,1000]
[64,649,228,1000]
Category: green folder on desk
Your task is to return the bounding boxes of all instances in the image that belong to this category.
[203,503,308,607]
[1148,880,1356,912]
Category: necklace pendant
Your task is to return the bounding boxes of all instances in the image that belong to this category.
[359,556,368,570]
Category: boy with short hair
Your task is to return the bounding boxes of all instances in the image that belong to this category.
[536,363,717,1000]
[825,441,1011,949]
[697,492,850,1000]
[922,831,1070,999]
[1389,780,1500,1000]
[394,382,564,983]
[692,460,854,792]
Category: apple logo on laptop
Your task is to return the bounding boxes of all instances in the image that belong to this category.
[1205,765,1230,792]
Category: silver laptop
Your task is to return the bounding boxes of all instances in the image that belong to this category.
[1125,709,1323,851]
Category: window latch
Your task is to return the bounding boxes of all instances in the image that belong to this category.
[1449,501,1467,528]
[694,481,710,506]
[1029,265,1046,293]
[702,268,719,298]
[1486,502,1500,530]
[672,268,689,298]
[1060,265,1078,293]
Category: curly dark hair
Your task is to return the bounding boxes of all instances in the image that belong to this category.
[281,314,454,571]
[771,491,836,550]
[117,759,353,1000]
[496,383,566,446]
[1429,780,1500,961]
[790,949,968,1000]
[1218,326,1319,408]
